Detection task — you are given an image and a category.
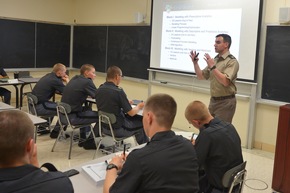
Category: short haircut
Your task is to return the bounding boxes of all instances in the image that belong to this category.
[216,34,232,49]
[52,63,66,73]
[106,65,121,80]
[0,110,34,164]
[185,100,210,122]
[144,93,177,129]
[80,64,95,75]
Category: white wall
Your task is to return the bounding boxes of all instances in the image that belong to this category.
[74,0,151,25]
[0,0,74,23]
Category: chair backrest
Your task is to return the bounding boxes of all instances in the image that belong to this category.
[19,71,33,78]
[222,161,247,193]
[99,111,116,124]
[98,111,117,140]
[56,102,72,126]
[27,93,38,115]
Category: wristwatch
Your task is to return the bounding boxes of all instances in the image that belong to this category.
[210,65,216,71]
[106,163,118,171]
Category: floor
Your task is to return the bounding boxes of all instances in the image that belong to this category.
[34,124,278,193]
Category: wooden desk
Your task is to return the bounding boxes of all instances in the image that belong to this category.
[0,78,40,108]
[0,108,47,142]
[272,104,290,192]
[87,98,143,116]
[25,111,47,126]
[0,108,46,126]
[0,80,24,108]
[0,102,16,110]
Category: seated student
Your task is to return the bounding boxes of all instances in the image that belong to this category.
[0,110,74,193]
[0,66,11,104]
[185,100,243,193]
[32,63,69,138]
[95,65,148,145]
[103,93,199,193]
[61,64,99,149]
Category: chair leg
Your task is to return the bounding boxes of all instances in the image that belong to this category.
[90,125,100,159]
[47,117,52,131]
[94,138,103,159]
[34,125,38,143]
[68,130,74,159]
[51,127,64,152]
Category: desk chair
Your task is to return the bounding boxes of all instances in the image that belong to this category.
[95,111,137,158]
[222,161,247,193]
[26,93,53,142]
[19,71,34,109]
[52,102,98,159]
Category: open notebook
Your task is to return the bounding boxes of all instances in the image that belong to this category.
[82,162,107,185]
[82,150,132,185]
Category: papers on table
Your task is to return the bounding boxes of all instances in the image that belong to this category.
[175,131,198,140]
[81,151,131,185]
[82,162,107,185]
[132,99,143,105]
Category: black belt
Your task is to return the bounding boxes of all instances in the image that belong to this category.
[212,94,235,101]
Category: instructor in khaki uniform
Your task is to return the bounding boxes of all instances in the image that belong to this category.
[190,34,239,123]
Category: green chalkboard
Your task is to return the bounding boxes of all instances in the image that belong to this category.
[262,26,290,103]
[0,19,35,68]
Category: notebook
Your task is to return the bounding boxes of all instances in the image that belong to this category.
[82,162,107,185]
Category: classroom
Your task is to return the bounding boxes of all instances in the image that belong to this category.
[0,0,289,192]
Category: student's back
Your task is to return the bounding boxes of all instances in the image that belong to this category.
[0,164,73,193]
[110,131,199,193]
[0,110,74,193]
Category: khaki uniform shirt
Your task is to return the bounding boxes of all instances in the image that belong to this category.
[202,51,239,97]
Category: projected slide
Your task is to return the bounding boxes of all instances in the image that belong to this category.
[160,9,241,72]
[150,0,262,81]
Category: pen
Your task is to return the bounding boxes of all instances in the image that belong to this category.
[190,133,195,142]
[123,144,126,156]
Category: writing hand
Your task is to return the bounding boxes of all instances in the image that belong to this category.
[137,101,145,109]
[191,139,196,145]
[110,155,125,171]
